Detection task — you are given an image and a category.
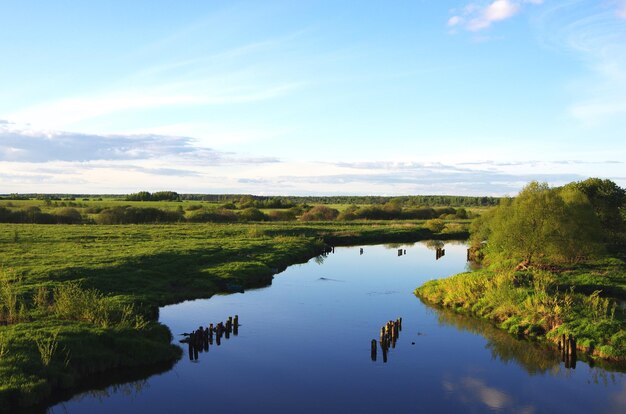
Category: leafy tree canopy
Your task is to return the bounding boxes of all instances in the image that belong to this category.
[471,181,607,266]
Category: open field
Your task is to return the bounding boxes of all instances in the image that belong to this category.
[0,194,491,225]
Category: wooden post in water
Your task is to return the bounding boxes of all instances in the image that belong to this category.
[371,339,377,361]
[234,315,239,335]
[398,249,403,256]
[360,248,363,255]
[398,317,402,331]
[382,344,388,363]
[467,248,470,261]
[568,336,576,357]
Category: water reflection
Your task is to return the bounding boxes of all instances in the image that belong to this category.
[423,240,445,250]
[443,376,535,413]
[428,302,562,374]
[426,302,626,378]
[65,380,150,405]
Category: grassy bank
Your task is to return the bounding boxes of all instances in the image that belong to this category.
[415,258,626,361]
[0,221,464,411]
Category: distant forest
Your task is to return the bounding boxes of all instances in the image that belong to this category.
[1,192,500,207]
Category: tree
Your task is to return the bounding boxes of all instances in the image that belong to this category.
[473,181,603,265]
[566,178,625,232]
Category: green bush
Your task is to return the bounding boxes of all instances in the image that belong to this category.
[300,205,339,221]
[424,219,445,233]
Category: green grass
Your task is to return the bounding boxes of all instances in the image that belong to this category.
[415,259,626,361]
[0,221,463,411]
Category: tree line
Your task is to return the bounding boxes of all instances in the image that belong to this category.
[3,193,500,208]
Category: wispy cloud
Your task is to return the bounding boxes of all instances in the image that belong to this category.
[1,123,622,195]
[6,83,301,130]
[6,20,309,131]
[235,160,589,196]
[0,123,278,164]
[448,0,543,32]
[532,0,626,123]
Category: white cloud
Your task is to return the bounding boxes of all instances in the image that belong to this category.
[485,0,520,21]
[448,16,463,27]
[450,0,543,32]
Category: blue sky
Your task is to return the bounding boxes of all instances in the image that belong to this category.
[1,0,625,195]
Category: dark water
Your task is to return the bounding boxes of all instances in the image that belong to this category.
[49,242,625,414]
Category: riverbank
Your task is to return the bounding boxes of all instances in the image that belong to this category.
[0,221,466,411]
[415,258,626,362]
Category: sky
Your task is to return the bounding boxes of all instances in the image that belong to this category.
[1,0,625,196]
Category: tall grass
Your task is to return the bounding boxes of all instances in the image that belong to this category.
[53,281,148,329]
[33,286,50,312]
[416,266,625,359]
[0,270,21,324]
[35,330,59,367]
[0,332,8,359]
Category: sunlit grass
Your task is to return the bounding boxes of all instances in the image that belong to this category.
[416,261,625,360]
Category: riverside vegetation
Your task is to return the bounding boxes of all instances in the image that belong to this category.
[416,179,626,361]
[0,217,467,411]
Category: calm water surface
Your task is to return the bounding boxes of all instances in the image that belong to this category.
[49,242,625,414]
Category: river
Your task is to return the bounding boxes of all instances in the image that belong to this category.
[48,242,625,413]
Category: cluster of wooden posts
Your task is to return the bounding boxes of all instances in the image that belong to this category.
[558,334,577,369]
[323,245,335,254]
[436,248,445,260]
[397,249,406,256]
[180,315,239,361]
[371,317,402,363]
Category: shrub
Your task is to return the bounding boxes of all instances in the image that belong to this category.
[53,207,83,224]
[238,207,268,222]
[97,206,183,224]
[267,210,297,221]
[300,205,339,221]
[186,209,238,223]
[424,219,445,233]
